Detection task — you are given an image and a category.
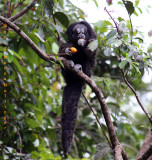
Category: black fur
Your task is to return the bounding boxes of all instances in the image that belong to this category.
[59,21,98,155]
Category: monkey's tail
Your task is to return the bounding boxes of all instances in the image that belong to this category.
[62,82,83,155]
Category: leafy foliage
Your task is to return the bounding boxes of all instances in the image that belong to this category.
[0,0,152,159]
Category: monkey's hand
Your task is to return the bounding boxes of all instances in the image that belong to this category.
[74,64,82,72]
[65,47,77,55]
[67,60,74,68]
[65,47,72,55]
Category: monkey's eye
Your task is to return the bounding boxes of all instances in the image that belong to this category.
[77,28,80,33]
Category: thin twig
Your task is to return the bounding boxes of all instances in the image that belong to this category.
[49,53,71,56]
[73,137,79,157]
[11,1,25,13]
[40,0,44,21]
[104,7,120,34]
[115,79,122,120]
[119,108,148,132]
[7,0,11,18]
[82,92,112,148]
[1,2,7,17]
[121,69,152,124]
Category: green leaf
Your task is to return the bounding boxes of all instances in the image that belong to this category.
[58,0,64,7]
[104,48,111,56]
[135,0,140,6]
[34,33,45,42]
[119,60,128,69]
[124,1,135,16]
[118,17,125,22]
[147,44,152,53]
[104,80,110,87]
[52,42,59,54]
[31,151,41,159]
[94,20,112,32]
[7,51,14,63]
[58,59,64,68]
[106,29,117,39]
[134,37,143,43]
[107,37,116,45]
[0,52,3,59]
[38,26,45,42]
[46,129,56,140]
[87,40,98,52]
[0,46,4,51]
[54,12,69,28]
[8,49,22,59]
[131,63,141,74]
[137,7,142,14]
[118,22,128,33]
[93,0,98,7]
[25,119,39,129]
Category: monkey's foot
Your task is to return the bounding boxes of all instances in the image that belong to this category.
[75,64,82,72]
[67,60,74,68]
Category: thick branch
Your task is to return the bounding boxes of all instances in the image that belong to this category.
[136,129,152,160]
[0,16,128,160]
[114,145,123,160]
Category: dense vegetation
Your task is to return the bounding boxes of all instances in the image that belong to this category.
[0,0,152,159]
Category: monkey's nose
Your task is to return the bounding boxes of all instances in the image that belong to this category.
[78,33,85,39]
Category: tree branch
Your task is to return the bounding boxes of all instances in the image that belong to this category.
[121,69,152,124]
[114,145,123,160]
[11,0,25,13]
[0,16,128,160]
[136,129,152,160]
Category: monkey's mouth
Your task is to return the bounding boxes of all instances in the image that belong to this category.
[77,33,86,46]
[77,39,85,46]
